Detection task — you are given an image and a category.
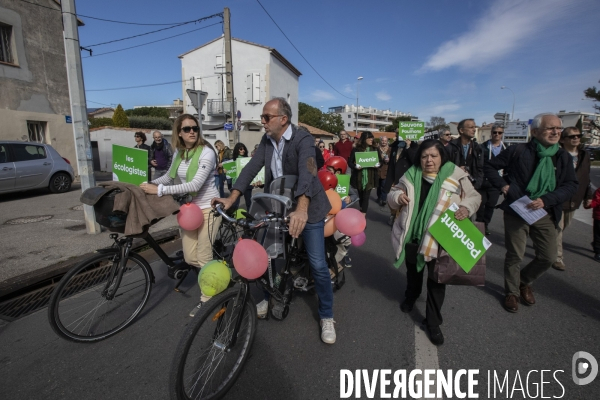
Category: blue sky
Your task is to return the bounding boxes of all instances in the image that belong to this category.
[78,0,600,125]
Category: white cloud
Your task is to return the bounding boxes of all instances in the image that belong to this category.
[376,91,391,101]
[419,0,582,73]
[343,84,353,94]
[414,101,462,122]
[309,90,336,101]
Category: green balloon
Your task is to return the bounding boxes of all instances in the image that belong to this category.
[198,260,231,296]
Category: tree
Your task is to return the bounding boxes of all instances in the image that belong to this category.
[298,102,344,135]
[89,117,113,129]
[125,106,170,119]
[429,116,447,130]
[384,116,413,132]
[112,104,129,127]
[584,80,600,111]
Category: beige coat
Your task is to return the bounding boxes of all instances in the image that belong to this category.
[387,165,481,260]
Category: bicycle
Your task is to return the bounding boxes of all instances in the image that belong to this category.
[169,190,347,400]
[47,189,201,343]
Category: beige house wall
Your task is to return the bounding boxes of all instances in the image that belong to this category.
[0,109,76,172]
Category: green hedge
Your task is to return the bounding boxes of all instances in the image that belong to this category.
[128,116,173,130]
[125,107,170,119]
[89,117,113,129]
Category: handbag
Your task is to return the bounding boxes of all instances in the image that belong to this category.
[428,221,486,286]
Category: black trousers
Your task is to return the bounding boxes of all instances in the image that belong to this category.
[357,188,372,213]
[594,219,600,254]
[376,178,387,202]
[405,259,446,327]
[476,186,500,224]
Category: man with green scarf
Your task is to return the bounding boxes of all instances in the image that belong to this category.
[484,113,578,313]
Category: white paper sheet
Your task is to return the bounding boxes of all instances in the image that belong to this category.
[509,195,548,225]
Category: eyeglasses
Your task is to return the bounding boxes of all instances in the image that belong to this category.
[319,146,325,149]
[443,134,451,137]
[260,114,283,123]
[153,137,162,140]
[567,134,582,139]
[543,127,562,133]
[492,131,503,135]
[181,126,199,133]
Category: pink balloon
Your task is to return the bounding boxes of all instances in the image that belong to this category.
[177,203,204,231]
[351,232,366,247]
[232,239,268,279]
[335,208,366,237]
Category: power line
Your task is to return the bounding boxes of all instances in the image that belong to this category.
[87,100,114,107]
[86,75,219,92]
[82,22,222,58]
[85,13,223,47]
[255,0,353,100]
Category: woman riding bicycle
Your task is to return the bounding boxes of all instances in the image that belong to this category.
[140,114,221,317]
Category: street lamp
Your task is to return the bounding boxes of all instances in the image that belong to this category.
[356,77,363,134]
[500,86,515,122]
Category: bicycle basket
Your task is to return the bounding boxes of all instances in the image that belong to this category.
[92,190,127,233]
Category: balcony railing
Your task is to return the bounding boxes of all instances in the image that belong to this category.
[207,99,235,116]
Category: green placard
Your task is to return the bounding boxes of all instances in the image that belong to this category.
[222,160,237,179]
[335,174,350,198]
[399,121,425,140]
[355,151,379,168]
[428,203,491,272]
[112,144,149,184]
[234,158,264,185]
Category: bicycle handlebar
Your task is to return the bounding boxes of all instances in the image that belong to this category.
[214,203,289,229]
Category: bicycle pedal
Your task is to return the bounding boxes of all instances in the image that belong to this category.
[293,277,308,290]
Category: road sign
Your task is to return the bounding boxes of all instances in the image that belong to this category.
[494,112,509,121]
[65,116,72,123]
[224,123,233,130]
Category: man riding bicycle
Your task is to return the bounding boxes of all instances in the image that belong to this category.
[211,97,336,344]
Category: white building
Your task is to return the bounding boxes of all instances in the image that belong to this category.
[179,36,301,147]
[329,105,414,133]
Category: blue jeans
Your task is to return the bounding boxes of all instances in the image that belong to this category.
[263,220,334,319]
[302,220,334,319]
[215,174,225,198]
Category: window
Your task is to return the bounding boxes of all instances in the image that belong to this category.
[27,121,47,143]
[246,73,260,103]
[0,144,9,164]
[347,123,351,127]
[348,114,351,118]
[12,143,46,162]
[0,23,14,64]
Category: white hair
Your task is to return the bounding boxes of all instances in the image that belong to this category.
[531,113,560,129]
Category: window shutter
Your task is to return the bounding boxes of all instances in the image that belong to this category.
[193,76,202,91]
[216,54,223,67]
[246,74,253,102]
[252,73,260,103]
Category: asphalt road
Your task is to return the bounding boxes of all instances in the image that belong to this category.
[1,174,600,399]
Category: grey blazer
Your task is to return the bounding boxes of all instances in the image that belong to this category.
[232,125,329,223]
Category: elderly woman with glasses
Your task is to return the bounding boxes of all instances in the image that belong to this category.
[388,139,481,346]
[140,114,221,317]
[553,127,593,271]
[348,131,382,214]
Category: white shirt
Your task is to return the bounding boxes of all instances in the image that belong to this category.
[268,124,293,179]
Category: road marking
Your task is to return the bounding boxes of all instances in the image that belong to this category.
[414,324,443,399]
[573,207,592,226]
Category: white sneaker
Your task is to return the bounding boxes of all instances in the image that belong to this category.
[320,318,336,344]
[256,299,269,319]
[189,302,203,317]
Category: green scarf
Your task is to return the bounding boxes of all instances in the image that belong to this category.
[394,162,455,272]
[361,146,371,190]
[169,147,204,195]
[526,139,558,199]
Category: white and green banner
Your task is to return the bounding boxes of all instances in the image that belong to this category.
[398,121,425,141]
[234,158,264,185]
[428,203,491,272]
[112,144,149,185]
[355,151,379,168]
[335,175,350,198]
[222,160,237,179]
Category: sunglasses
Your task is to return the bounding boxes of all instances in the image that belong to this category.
[567,134,582,139]
[260,114,283,123]
[319,146,325,149]
[181,126,199,133]
[492,131,503,135]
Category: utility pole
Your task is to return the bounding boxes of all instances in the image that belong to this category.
[62,0,101,234]
[223,8,238,145]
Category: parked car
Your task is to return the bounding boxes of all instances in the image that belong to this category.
[585,146,600,162]
[0,141,75,194]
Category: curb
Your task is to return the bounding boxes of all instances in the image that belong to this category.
[0,227,181,301]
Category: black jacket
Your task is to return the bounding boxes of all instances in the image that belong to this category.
[445,138,484,189]
[483,140,578,226]
[479,140,507,189]
[348,147,383,191]
[562,146,592,211]
[384,141,418,193]
[232,125,329,223]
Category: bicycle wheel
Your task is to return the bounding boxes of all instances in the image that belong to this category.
[170,287,257,400]
[48,249,152,342]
